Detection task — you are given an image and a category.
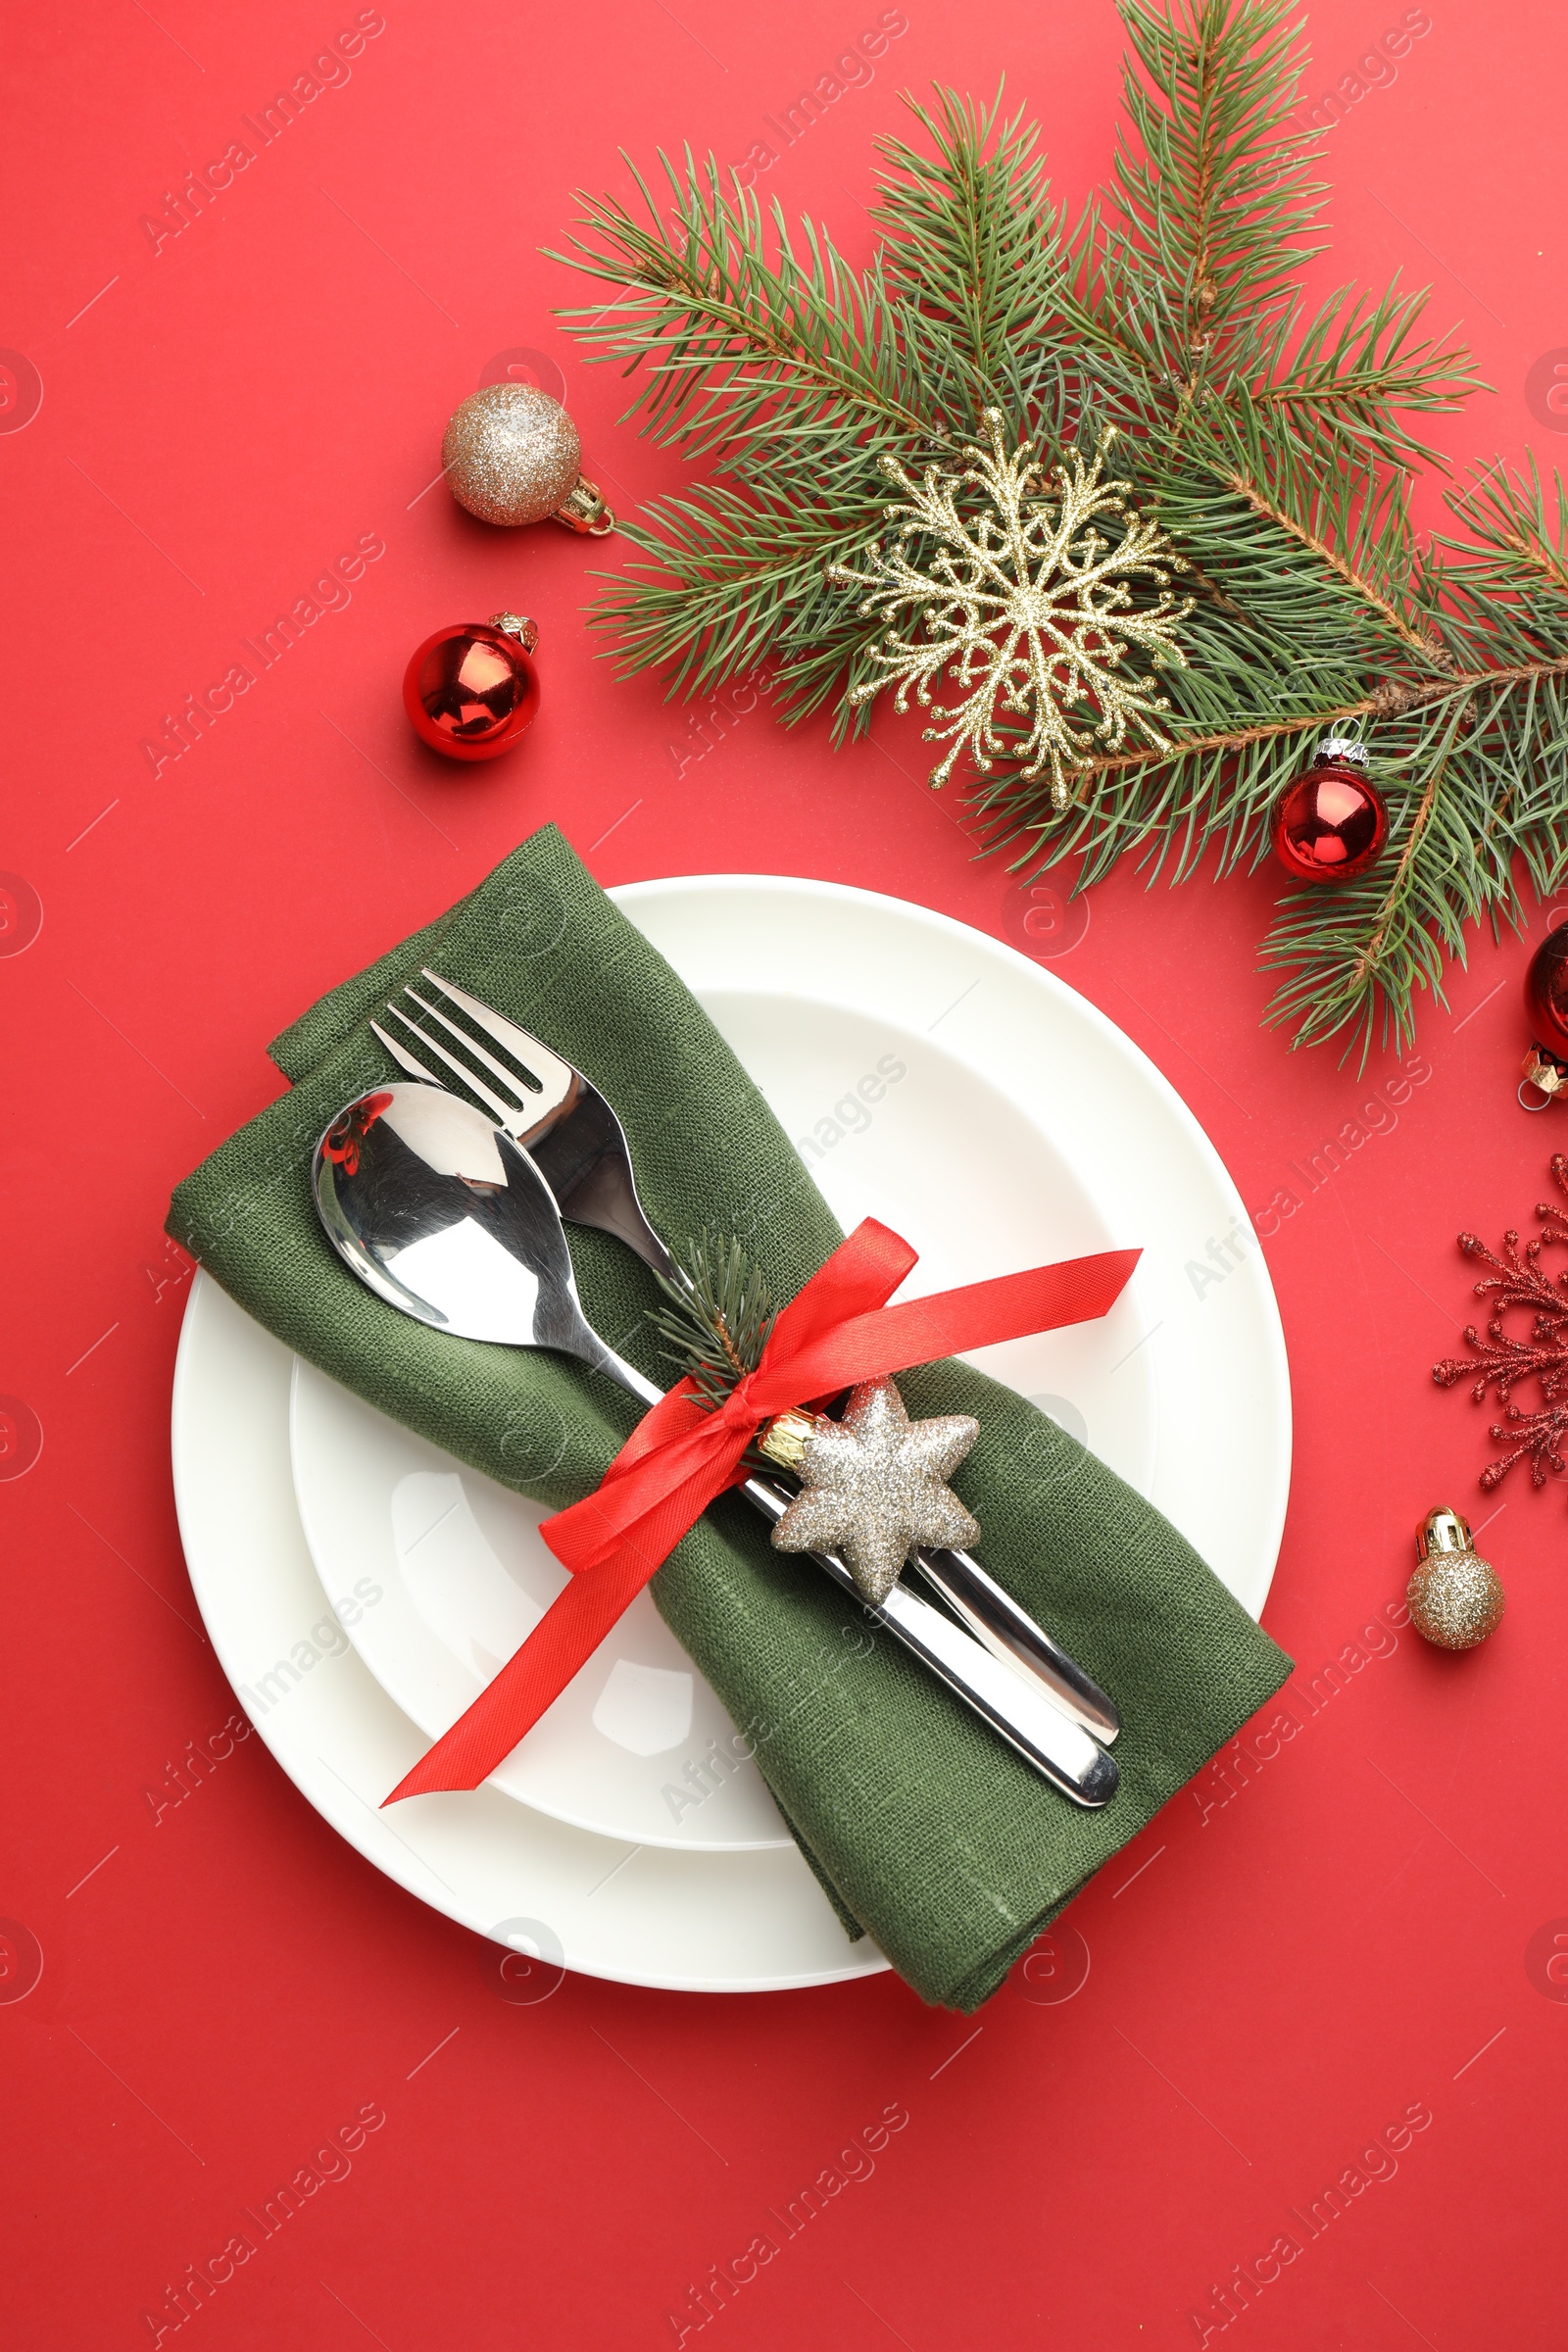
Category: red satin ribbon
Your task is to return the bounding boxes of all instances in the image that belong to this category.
[384,1218,1139,1803]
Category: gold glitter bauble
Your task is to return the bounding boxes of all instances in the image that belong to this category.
[441,384,612,533]
[1406,1507,1505,1649]
[763,1376,980,1606]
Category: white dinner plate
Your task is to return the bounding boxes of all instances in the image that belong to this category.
[172,875,1291,1988]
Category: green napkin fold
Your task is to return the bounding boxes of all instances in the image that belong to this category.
[169,824,1290,2009]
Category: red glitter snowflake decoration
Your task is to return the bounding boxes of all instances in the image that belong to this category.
[1434,1153,1568,1494]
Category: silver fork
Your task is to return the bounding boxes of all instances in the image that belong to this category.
[372,971,1121,1746]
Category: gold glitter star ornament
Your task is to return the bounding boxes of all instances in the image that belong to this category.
[830,412,1192,809]
[762,1377,981,1605]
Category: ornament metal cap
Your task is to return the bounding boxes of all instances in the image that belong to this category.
[1416,1506,1473,1559]
[1521,1045,1568,1103]
[552,476,613,536]
[487,612,540,653]
[759,1409,813,1475]
[1317,735,1369,766]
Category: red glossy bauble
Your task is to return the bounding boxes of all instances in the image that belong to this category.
[403,612,541,760]
[1271,756,1388,883]
[1525,925,1568,1063]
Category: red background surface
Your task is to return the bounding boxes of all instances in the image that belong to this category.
[2,2,1565,2344]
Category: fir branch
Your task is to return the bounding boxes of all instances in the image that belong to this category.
[1247,278,1477,472]
[1211,452,1452,666]
[1260,722,1459,1057]
[552,0,1563,1058]
[648,1231,777,1411]
[1110,0,1327,368]
[548,154,948,463]
[872,86,1072,430]
[588,472,892,706]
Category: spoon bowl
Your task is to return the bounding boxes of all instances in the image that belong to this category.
[313,1083,643,1384]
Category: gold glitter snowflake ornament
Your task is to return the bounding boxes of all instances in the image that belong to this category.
[831,412,1193,808]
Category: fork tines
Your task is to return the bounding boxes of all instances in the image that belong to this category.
[371,970,568,1135]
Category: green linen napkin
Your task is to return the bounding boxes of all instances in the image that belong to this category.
[169,824,1291,2010]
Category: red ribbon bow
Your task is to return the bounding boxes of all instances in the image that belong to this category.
[384,1219,1139,1803]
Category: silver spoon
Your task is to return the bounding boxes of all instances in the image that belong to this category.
[311,1083,1116,1805]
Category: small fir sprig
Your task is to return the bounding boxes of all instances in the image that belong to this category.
[649,1231,776,1410]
